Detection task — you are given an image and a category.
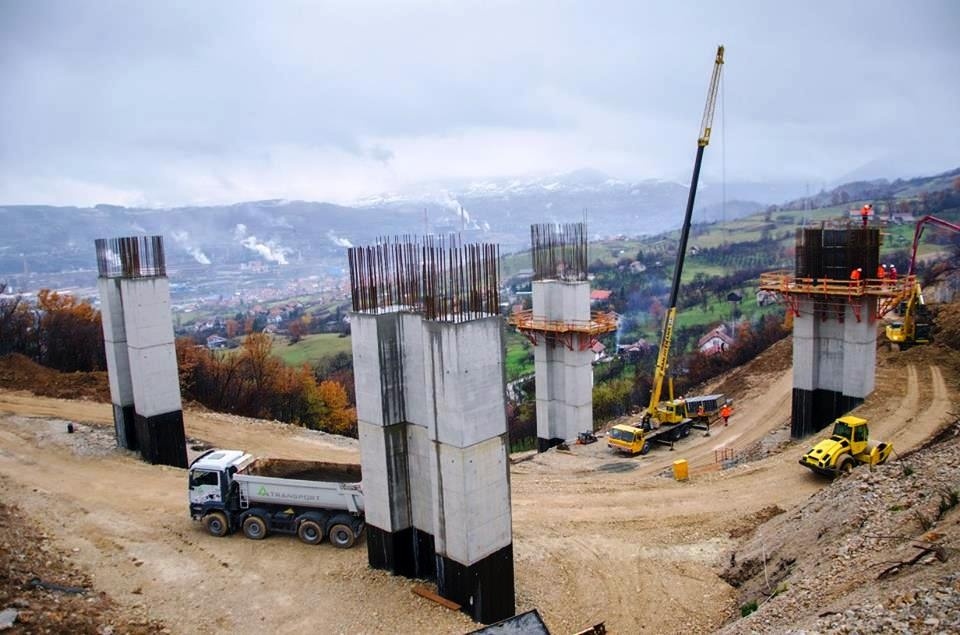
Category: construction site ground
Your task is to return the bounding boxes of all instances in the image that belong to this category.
[0,337,958,634]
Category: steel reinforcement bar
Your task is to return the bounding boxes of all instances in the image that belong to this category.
[530,222,588,282]
[94,236,166,279]
[348,235,501,323]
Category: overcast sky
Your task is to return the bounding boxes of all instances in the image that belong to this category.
[1,0,958,207]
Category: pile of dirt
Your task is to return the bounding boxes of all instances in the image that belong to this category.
[718,420,960,634]
[0,501,165,634]
[0,354,109,402]
[711,336,793,400]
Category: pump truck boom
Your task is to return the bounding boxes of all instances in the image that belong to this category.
[886,215,960,349]
[643,45,724,428]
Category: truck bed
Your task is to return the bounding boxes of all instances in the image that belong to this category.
[235,458,364,512]
[242,458,361,483]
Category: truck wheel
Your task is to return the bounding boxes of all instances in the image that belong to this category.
[837,456,855,477]
[640,442,651,456]
[242,515,268,540]
[297,520,324,545]
[328,523,356,549]
[204,512,229,537]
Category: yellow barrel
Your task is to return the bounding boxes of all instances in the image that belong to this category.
[672,459,689,481]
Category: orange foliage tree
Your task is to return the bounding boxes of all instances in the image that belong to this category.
[35,289,105,372]
[176,335,357,436]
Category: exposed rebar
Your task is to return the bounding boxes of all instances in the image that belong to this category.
[95,236,166,279]
[530,222,588,281]
[348,235,500,323]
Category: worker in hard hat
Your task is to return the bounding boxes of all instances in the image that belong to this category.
[877,264,886,280]
[850,267,862,290]
[889,264,898,281]
[860,203,873,228]
[720,403,732,427]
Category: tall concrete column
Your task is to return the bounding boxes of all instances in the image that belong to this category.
[422,317,514,625]
[96,236,186,467]
[348,237,514,624]
[351,312,420,576]
[532,280,593,451]
[97,277,136,450]
[119,277,187,467]
[791,296,876,438]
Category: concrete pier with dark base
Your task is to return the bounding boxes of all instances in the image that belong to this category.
[779,227,882,438]
[352,312,515,623]
[96,236,187,468]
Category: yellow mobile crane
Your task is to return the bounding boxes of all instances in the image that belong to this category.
[609,45,725,455]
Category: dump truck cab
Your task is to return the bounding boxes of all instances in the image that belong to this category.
[189,450,251,517]
[799,416,893,477]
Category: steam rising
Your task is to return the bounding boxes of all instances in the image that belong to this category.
[233,223,289,265]
[327,230,353,248]
[171,230,212,265]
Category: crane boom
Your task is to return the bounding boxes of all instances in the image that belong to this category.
[646,45,725,421]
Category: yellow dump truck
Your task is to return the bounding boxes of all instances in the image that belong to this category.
[799,416,893,477]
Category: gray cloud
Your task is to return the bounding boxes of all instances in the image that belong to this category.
[1,0,957,205]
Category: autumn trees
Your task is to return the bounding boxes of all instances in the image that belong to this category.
[0,286,105,372]
[176,333,357,436]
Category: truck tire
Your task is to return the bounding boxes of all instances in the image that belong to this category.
[204,511,229,537]
[836,455,855,477]
[297,519,324,545]
[328,522,356,549]
[242,515,268,540]
[640,442,651,456]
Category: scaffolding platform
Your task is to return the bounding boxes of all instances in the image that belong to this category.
[508,309,618,351]
[759,271,915,322]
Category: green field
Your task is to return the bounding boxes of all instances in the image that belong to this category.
[272,333,353,366]
[504,330,535,381]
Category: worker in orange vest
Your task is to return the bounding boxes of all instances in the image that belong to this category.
[720,403,732,427]
[850,267,862,289]
[877,264,886,280]
[860,203,873,227]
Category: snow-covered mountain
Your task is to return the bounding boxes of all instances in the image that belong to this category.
[0,170,803,275]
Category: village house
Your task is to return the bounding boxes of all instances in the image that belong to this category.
[698,324,734,356]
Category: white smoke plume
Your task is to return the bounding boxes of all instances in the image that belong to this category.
[326,230,353,248]
[233,223,290,265]
[434,193,487,231]
[170,230,212,265]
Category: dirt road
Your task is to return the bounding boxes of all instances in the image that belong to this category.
[0,353,955,633]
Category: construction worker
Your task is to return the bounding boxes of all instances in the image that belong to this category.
[720,403,732,427]
[860,203,873,228]
[877,264,886,280]
[889,264,898,281]
[850,267,862,289]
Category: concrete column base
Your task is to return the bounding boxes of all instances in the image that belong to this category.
[112,404,137,450]
[134,410,187,467]
[791,388,863,439]
[436,543,515,624]
[536,437,565,453]
[366,525,436,579]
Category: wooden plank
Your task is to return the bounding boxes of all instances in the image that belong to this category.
[412,585,461,611]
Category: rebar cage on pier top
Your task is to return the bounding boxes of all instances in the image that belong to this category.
[347,234,501,323]
[95,236,166,279]
[531,222,588,282]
